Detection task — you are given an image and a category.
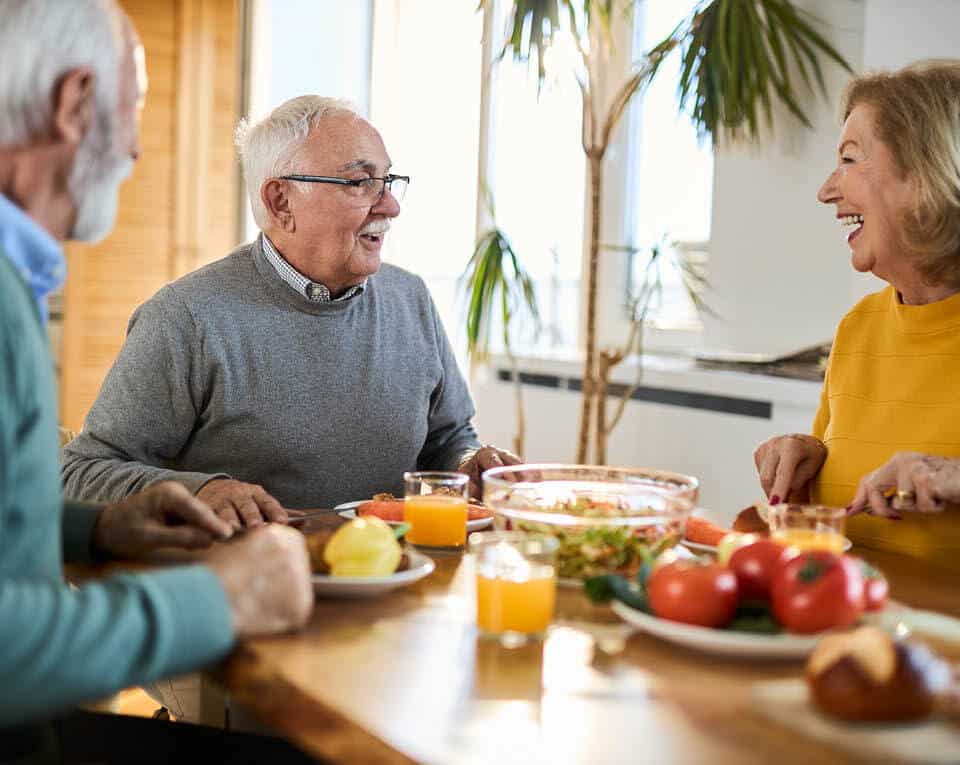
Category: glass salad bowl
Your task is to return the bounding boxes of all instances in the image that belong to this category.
[481,465,697,581]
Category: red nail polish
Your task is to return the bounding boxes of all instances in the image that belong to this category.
[769,495,780,505]
[890,513,903,521]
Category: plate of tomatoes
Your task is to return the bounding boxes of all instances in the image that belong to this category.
[590,537,889,659]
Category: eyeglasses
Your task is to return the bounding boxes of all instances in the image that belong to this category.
[279,173,409,205]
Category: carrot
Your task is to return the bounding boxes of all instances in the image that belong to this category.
[358,500,404,522]
[360,497,493,523]
[684,515,730,546]
[468,505,493,521]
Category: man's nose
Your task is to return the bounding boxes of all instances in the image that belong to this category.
[373,187,401,216]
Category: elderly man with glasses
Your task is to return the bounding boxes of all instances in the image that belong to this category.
[62,95,519,529]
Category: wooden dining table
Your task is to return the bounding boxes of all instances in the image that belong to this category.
[199,515,960,765]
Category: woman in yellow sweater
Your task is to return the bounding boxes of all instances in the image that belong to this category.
[754,61,960,569]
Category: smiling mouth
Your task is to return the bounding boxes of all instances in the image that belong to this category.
[838,214,864,244]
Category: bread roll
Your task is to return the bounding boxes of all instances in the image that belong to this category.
[806,626,953,722]
[733,504,769,534]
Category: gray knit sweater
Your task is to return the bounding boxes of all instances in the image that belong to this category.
[61,237,480,509]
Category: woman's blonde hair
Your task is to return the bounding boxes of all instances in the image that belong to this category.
[843,60,960,287]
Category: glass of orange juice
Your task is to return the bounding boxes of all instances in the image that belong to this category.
[403,471,469,549]
[470,531,559,646]
[766,503,847,554]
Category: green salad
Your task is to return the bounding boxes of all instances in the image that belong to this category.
[511,497,681,579]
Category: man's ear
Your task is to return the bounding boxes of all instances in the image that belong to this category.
[262,179,296,233]
[53,67,96,147]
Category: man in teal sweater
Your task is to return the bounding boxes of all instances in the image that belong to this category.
[0,1,314,761]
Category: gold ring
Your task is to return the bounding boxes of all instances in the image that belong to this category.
[892,488,916,510]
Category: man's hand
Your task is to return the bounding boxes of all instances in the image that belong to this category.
[196,479,288,529]
[92,481,235,559]
[849,451,960,518]
[204,525,313,638]
[458,445,523,499]
[754,433,827,505]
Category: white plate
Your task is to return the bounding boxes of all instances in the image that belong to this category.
[312,547,435,598]
[335,500,494,531]
[681,507,851,554]
[611,600,820,659]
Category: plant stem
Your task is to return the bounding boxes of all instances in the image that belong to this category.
[595,349,617,464]
[505,342,525,457]
[576,153,604,463]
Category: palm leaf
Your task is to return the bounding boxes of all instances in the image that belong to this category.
[460,224,541,364]
[642,0,854,143]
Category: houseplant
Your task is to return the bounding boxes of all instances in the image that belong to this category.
[486,0,853,462]
[460,213,541,456]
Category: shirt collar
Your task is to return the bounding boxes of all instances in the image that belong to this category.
[0,193,65,323]
[260,234,365,303]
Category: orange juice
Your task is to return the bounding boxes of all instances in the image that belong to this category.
[772,528,845,554]
[404,495,467,546]
[476,572,556,634]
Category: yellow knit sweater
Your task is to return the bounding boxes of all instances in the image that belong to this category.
[811,285,960,569]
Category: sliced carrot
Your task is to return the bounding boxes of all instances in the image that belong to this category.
[358,500,405,522]
[468,505,493,520]
[684,515,730,546]
[360,499,492,523]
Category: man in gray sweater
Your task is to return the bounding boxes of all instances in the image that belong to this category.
[62,95,518,526]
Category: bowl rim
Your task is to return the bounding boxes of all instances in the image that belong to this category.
[481,463,699,495]
[481,463,697,527]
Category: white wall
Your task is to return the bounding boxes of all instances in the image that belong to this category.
[472,357,822,514]
[702,0,865,357]
[863,0,960,69]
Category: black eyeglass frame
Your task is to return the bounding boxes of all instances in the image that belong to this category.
[278,173,410,201]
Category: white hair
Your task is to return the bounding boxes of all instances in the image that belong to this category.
[0,0,124,146]
[235,95,359,229]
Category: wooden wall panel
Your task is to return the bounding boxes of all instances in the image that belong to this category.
[60,0,239,431]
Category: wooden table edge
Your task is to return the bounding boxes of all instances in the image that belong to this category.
[213,644,418,765]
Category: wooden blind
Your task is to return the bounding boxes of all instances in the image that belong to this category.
[60,0,240,431]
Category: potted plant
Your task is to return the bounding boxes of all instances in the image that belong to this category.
[486,0,853,462]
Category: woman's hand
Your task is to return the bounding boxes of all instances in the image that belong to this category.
[754,434,828,504]
[849,451,960,518]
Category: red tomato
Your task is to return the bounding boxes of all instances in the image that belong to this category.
[647,560,739,628]
[728,539,793,601]
[770,552,865,634]
[850,557,889,612]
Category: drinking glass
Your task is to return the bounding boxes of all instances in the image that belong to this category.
[765,503,847,554]
[403,471,469,549]
[470,530,559,646]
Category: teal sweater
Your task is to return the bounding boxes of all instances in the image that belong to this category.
[0,253,235,726]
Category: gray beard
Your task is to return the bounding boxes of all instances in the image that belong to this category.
[67,109,133,243]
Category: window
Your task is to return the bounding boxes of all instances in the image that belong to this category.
[482,0,586,353]
[369,0,484,340]
[242,0,374,243]
[626,0,714,337]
